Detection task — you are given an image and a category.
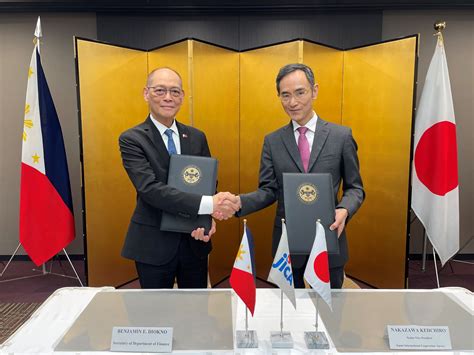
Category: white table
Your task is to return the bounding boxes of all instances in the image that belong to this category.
[1,287,472,354]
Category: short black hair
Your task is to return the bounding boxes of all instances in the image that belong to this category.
[276,63,315,94]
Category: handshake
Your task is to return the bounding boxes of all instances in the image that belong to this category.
[211,192,241,221]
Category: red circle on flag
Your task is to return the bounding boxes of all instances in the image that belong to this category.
[414,121,458,196]
[313,251,330,283]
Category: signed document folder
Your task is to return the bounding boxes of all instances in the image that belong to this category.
[283,173,339,255]
[160,155,217,234]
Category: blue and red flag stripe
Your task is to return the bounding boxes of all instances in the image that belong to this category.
[19,47,75,266]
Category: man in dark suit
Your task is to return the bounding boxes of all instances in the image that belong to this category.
[237,63,365,289]
[119,67,239,289]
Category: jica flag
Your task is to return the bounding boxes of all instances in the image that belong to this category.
[230,226,257,315]
[20,18,75,266]
[304,220,332,311]
[411,36,459,266]
[268,220,296,309]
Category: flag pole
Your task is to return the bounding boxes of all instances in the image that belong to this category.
[433,247,440,288]
[279,289,284,337]
[431,20,444,291]
[433,21,445,46]
[279,217,285,337]
[245,308,249,333]
[243,218,249,334]
[315,294,319,331]
[34,16,42,52]
[33,16,46,276]
[270,218,293,348]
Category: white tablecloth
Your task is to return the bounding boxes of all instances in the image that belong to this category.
[1,287,472,354]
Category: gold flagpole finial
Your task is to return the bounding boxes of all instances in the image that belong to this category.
[243,218,247,227]
[434,21,446,46]
[281,218,285,223]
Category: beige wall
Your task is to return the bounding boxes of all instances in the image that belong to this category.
[0,13,97,256]
[382,10,474,254]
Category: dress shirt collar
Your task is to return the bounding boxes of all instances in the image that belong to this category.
[149,114,179,137]
[292,111,318,133]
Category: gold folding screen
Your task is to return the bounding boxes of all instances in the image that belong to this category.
[302,42,343,123]
[148,41,191,124]
[190,41,240,282]
[77,37,416,288]
[75,39,148,286]
[342,38,417,288]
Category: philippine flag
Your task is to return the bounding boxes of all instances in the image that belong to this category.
[230,226,257,315]
[304,220,332,310]
[19,19,75,266]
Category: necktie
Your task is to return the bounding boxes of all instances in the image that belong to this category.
[164,129,177,155]
[297,126,310,172]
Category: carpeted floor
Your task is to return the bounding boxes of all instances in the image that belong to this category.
[0,303,39,344]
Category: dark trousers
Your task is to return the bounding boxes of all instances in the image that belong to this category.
[135,236,208,289]
[292,257,345,289]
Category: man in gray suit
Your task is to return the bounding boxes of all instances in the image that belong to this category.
[237,63,365,289]
[119,67,239,289]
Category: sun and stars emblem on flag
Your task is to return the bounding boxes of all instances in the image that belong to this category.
[23,67,40,165]
[235,243,251,271]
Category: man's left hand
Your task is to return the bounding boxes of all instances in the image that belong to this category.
[329,208,348,238]
[191,218,216,242]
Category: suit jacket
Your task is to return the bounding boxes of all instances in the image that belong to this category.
[239,118,365,268]
[119,117,212,266]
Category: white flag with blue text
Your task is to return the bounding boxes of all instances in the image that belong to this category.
[267,221,296,309]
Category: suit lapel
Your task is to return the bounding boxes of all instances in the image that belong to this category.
[281,121,305,173]
[176,121,191,155]
[143,116,170,161]
[307,118,330,172]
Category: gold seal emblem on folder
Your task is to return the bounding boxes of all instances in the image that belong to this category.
[297,183,318,204]
[182,165,201,185]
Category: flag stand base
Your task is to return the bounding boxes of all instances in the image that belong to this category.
[304,331,330,349]
[0,243,83,286]
[236,330,258,348]
[270,331,293,348]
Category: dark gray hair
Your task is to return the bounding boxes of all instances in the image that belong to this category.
[276,63,315,94]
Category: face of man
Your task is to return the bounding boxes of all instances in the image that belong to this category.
[144,68,184,127]
[278,70,318,126]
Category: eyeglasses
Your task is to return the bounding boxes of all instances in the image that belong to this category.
[279,88,310,103]
[147,86,183,98]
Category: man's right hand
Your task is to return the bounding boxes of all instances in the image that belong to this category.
[212,192,240,220]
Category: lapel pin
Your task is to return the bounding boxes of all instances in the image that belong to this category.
[182,133,188,138]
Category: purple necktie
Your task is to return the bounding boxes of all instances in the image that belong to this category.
[297,126,310,172]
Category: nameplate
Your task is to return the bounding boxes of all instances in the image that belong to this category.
[110,326,173,353]
[387,325,451,350]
